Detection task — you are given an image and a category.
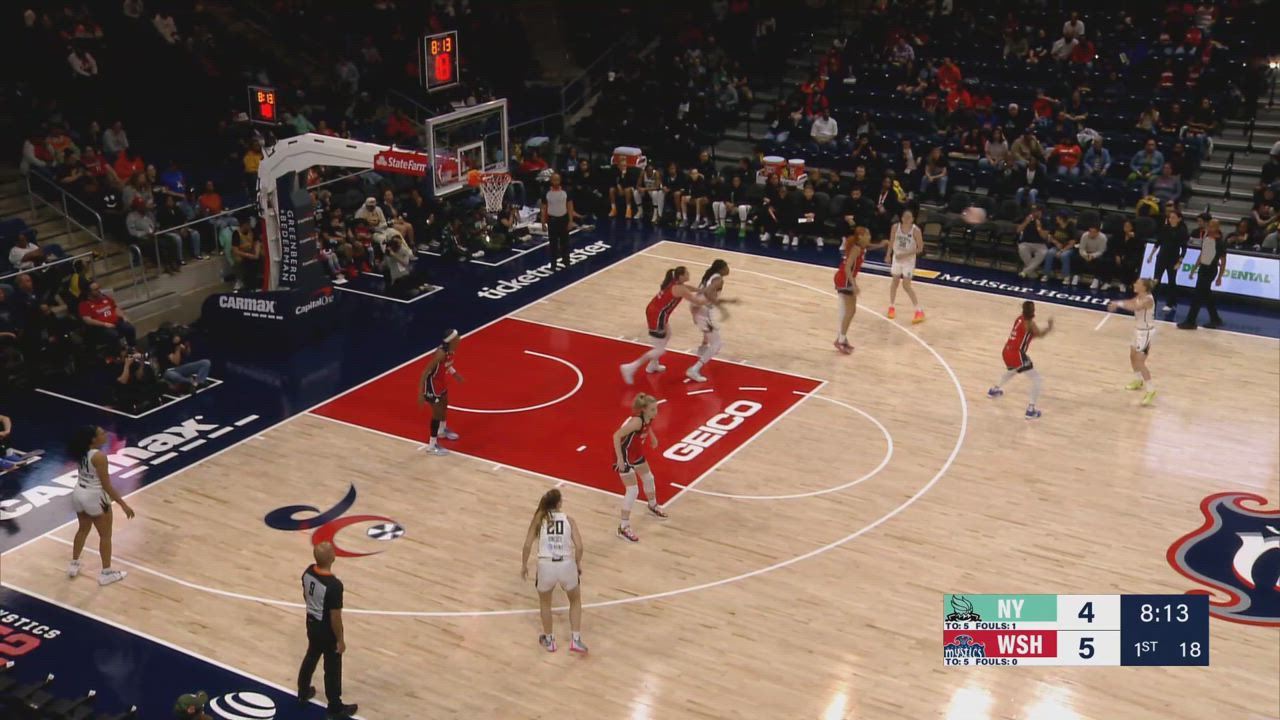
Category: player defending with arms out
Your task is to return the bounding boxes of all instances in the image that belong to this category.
[886,208,925,324]
[988,301,1054,420]
[418,330,463,456]
[833,225,873,354]
[620,266,709,384]
[612,393,666,541]
[1107,278,1158,406]
[687,259,738,383]
[521,488,587,654]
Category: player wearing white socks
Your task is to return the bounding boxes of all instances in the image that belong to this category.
[1107,278,1158,406]
[621,266,707,384]
[713,174,753,237]
[686,260,737,383]
[521,488,587,653]
[67,425,135,586]
[887,209,926,324]
[418,330,463,455]
[612,394,666,542]
[988,301,1054,420]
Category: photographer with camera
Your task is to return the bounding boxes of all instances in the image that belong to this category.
[157,324,211,392]
[113,344,162,412]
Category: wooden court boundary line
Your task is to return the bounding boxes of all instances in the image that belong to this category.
[0,580,344,716]
[0,249,640,560]
[654,238,1280,344]
[21,250,971,618]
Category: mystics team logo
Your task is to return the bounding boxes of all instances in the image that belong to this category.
[264,484,404,558]
[1167,492,1280,627]
[945,595,982,622]
[943,635,986,658]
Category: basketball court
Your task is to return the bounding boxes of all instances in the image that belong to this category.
[3,241,1277,719]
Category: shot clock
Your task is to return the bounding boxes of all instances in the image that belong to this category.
[942,594,1209,666]
[248,85,278,125]
[420,30,460,92]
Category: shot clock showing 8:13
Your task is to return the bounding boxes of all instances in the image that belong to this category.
[941,594,1209,666]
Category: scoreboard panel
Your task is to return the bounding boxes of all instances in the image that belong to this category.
[420,30,460,92]
[942,594,1209,666]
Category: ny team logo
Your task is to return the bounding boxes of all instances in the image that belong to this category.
[265,484,404,558]
[1167,492,1280,626]
[945,595,982,622]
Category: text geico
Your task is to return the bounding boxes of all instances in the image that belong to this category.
[662,400,763,462]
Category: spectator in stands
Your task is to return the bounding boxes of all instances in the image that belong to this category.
[243,141,264,189]
[936,57,961,93]
[46,125,79,163]
[1050,34,1078,62]
[1014,160,1046,207]
[101,120,128,158]
[1135,106,1160,135]
[896,138,918,180]
[1257,148,1280,201]
[1042,211,1076,282]
[383,236,433,297]
[1063,11,1085,38]
[159,327,211,392]
[683,168,712,230]
[1146,164,1184,208]
[1050,135,1083,177]
[889,37,915,67]
[158,195,203,261]
[518,149,549,176]
[153,9,180,43]
[871,176,901,240]
[791,182,825,249]
[809,108,839,152]
[607,157,638,220]
[1103,220,1143,292]
[232,219,263,290]
[19,132,50,174]
[68,45,99,78]
[127,198,181,274]
[1016,206,1050,278]
[282,110,315,136]
[8,232,65,272]
[918,147,948,200]
[1250,190,1277,248]
[158,161,188,197]
[379,190,415,246]
[1185,97,1218,160]
[1073,222,1109,289]
[847,164,873,195]
[979,127,1011,171]
[386,109,415,145]
[844,185,873,231]
[114,344,161,410]
[659,162,685,226]
[78,281,135,347]
[354,197,389,237]
[55,149,86,190]
[1225,219,1253,249]
[1010,129,1043,171]
[1082,138,1112,180]
[1128,139,1165,183]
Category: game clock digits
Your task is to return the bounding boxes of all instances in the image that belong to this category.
[420,30,460,92]
[249,85,278,125]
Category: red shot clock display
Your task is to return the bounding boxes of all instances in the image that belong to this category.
[420,30,460,92]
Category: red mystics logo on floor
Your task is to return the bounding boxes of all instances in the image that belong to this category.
[314,317,821,504]
[372,149,429,177]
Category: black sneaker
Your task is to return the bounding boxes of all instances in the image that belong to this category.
[298,686,316,705]
[1204,319,1223,329]
[327,703,358,719]
[1176,321,1197,330]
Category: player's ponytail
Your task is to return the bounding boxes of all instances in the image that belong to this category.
[661,266,687,290]
[68,425,98,468]
[534,488,562,532]
[701,259,728,286]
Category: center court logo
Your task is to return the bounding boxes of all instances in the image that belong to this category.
[265,484,404,558]
[1167,492,1280,626]
[663,400,763,462]
[476,241,611,299]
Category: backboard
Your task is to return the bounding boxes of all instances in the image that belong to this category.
[426,99,508,197]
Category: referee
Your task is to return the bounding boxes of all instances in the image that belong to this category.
[297,542,357,719]
[1178,218,1227,330]
[541,173,574,270]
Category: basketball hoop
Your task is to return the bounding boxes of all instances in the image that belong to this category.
[467,170,512,213]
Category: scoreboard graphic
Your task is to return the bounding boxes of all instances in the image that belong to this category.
[942,594,1210,666]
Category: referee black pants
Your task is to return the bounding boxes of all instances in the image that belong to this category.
[298,620,344,710]
[1183,263,1222,326]
[548,215,571,267]
[1154,252,1181,308]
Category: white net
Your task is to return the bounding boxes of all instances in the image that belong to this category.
[474,172,512,213]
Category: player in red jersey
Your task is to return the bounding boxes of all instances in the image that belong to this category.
[620,266,707,384]
[611,393,666,541]
[833,225,873,354]
[418,330,464,455]
[988,301,1054,420]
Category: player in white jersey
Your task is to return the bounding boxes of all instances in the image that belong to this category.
[1107,278,1158,406]
[521,488,586,654]
[686,259,738,383]
[886,208,926,324]
[67,425,135,586]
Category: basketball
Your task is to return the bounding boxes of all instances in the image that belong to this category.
[962,206,987,224]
